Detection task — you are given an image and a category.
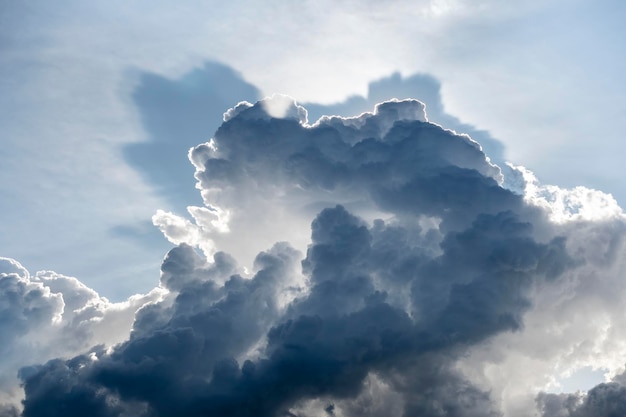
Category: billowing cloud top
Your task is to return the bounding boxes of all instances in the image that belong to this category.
[3,98,626,417]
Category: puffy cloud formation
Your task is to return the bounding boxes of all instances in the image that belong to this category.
[5,97,626,416]
[0,258,165,412]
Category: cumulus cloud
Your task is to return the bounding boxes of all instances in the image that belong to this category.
[5,97,626,416]
[0,258,165,412]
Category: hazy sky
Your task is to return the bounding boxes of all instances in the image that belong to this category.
[2,1,626,416]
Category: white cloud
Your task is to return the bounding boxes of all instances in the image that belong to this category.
[455,173,626,416]
[508,163,623,223]
[0,258,165,409]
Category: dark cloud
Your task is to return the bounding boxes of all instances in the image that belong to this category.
[14,97,586,416]
[190,97,505,235]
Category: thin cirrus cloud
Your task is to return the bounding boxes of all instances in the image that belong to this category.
[3,97,626,416]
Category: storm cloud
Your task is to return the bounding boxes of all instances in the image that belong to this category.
[4,97,626,416]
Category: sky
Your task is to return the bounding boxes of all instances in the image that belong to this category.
[2,1,626,416]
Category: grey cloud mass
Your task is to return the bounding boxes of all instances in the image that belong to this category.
[3,97,626,416]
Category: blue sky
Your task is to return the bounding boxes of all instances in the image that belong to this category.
[2,1,626,416]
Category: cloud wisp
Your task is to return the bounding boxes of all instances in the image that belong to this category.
[3,97,626,416]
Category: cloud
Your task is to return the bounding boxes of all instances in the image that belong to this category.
[536,368,626,417]
[156,95,507,267]
[0,258,165,411]
[453,176,626,415]
[303,72,506,168]
[5,97,626,416]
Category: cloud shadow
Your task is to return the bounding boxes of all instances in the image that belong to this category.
[124,61,262,213]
